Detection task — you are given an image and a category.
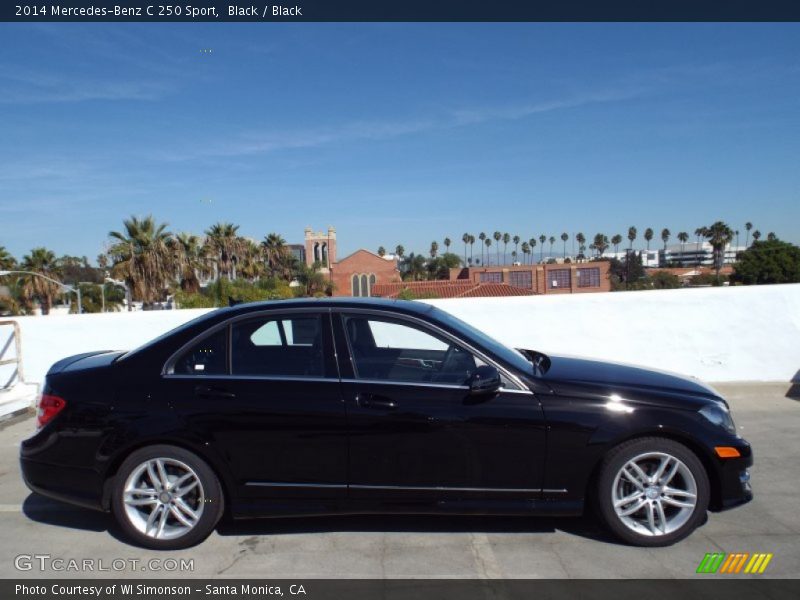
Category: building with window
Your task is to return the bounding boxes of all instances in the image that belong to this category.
[662,242,745,267]
[449,262,611,295]
[330,249,402,297]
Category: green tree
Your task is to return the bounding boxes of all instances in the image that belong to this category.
[745,222,753,247]
[548,236,556,258]
[463,233,471,266]
[205,222,244,280]
[661,228,671,252]
[395,244,405,259]
[560,232,569,258]
[0,246,17,270]
[752,230,761,242]
[108,216,174,306]
[19,247,63,314]
[648,271,681,290]
[677,232,689,263]
[513,235,520,260]
[484,237,492,264]
[592,233,609,257]
[644,228,654,251]
[611,234,623,254]
[478,233,486,266]
[539,234,546,262]
[443,237,451,254]
[732,239,800,285]
[430,240,439,258]
[377,246,386,257]
[502,233,511,265]
[528,238,537,264]
[627,226,637,250]
[261,233,290,280]
[700,221,734,280]
[174,232,206,293]
[521,241,530,264]
[493,231,502,266]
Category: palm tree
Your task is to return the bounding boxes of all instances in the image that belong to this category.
[513,235,520,261]
[238,239,266,281]
[0,246,16,270]
[745,222,753,247]
[767,232,777,241]
[694,227,703,246]
[752,230,761,243]
[528,238,536,264]
[430,241,439,258]
[661,228,670,252]
[701,221,734,280]
[548,236,555,259]
[539,234,546,262]
[443,237,451,254]
[462,233,470,266]
[560,232,569,258]
[377,246,386,257]
[593,233,610,257]
[610,234,622,255]
[205,222,243,280]
[108,215,174,307]
[492,231,502,266]
[521,241,530,264]
[484,238,492,264]
[174,232,206,293]
[735,229,740,249]
[395,245,405,259]
[261,233,289,279]
[468,235,475,264]
[627,226,637,250]
[19,247,62,314]
[576,233,586,260]
[644,228,654,251]
[502,233,510,265]
[677,232,689,265]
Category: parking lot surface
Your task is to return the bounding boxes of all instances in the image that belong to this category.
[1,383,798,579]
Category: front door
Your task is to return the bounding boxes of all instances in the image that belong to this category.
[333,311,546,507]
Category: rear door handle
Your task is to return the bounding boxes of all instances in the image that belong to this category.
[194,385,236,400]
[356,393,397,410]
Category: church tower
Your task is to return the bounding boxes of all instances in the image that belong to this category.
[304,226,337,271]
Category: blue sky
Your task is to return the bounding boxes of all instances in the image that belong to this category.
[1,23,798,262]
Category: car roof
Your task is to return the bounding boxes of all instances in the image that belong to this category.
[225,296,438,316]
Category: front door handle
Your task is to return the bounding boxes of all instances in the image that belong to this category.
[194,385,236,400]
[356,393,397,410]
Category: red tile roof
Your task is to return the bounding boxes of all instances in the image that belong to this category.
[371,280,534,299]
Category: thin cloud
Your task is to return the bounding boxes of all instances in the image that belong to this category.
[159,89,639,161]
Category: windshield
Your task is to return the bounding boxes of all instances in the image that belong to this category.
[428,305,536,376]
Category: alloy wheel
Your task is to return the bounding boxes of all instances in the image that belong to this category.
[611,451,698,537]
[122,457,205,540]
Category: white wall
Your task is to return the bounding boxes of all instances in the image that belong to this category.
[2,284,799,386]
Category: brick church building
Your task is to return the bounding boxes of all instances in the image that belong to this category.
[302,227,401,297]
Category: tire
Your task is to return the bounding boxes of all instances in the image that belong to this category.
[111,444,224,550]
[595,437,709,547]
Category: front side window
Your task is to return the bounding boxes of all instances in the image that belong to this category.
[344,315,478,385]
[231,315,324,377]
[173,328,227,376]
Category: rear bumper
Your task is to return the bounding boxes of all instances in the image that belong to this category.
[20,456,106,512]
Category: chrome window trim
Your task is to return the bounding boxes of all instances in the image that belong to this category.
[163,374,337,384]
[245,482,347,489]
[335,307,531,394]
[339,378,468,391]
[162,307,332,377]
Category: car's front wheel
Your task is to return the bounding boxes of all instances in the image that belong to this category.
[596,437,709,546]
[111,445,224,549]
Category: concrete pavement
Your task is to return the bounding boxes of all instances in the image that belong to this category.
[0,383,797,579]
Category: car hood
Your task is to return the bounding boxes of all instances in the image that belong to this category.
[531,352,722,406]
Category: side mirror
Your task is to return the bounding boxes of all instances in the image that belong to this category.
[469,365,502,396]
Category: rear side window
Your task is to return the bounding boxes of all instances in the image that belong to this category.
[172,328,227,376]
[231,315,324,377]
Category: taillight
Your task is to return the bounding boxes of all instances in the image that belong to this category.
[37,394,66,430]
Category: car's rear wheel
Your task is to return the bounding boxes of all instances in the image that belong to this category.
[111,445,224,549]
[596,437,709,546]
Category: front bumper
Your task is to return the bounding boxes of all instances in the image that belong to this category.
[710,442,753,512]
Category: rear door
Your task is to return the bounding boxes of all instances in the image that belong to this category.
[163,309,347,510]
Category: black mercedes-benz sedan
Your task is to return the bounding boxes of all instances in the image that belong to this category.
[20,298,752,549]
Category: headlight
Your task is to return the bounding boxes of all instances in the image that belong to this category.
[699,402,737,435]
